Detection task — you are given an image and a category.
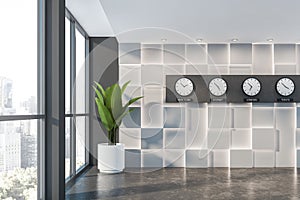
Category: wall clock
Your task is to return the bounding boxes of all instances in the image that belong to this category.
[175,77,194,96]
[242,77,261,96]
[209,78,227,97]
[276,77,295,97]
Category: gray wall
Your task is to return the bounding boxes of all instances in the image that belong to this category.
[89,37,119,165]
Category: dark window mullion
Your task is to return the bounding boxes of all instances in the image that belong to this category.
[38,0,45,198]
[0,115,45,121]
[70,19,77,177]
[85,37,89,165]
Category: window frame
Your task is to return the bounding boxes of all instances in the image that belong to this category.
[0,0,45,199]
[65,9,90,183]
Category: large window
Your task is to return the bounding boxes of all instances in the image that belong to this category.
[0,1,43,199]
[65,13,89,181]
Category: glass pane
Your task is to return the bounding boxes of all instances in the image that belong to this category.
[65,117,71,178]
[0,1,38,115]
[65,18,71,114]
[75,29,86,114]
[75,116,86,171]
[0,119,38,199]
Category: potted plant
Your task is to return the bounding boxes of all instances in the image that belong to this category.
[93,81,142,173]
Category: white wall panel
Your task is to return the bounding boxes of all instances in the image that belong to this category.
[186,150,210,168]
[212,150,229,167]
[186,105,208,149]
[230,150,253,168]
[119,43,299,168]
[254,151,275,167]
[275,108,296,167]
[164,150,185,167]
[231,129,251,149]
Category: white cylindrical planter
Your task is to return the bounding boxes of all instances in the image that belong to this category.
[98,143,125,174]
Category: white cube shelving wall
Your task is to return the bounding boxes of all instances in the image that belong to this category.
[119,43,300,169]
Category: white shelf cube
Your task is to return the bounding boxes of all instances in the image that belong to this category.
[252,128,276,150]
[208,129,230,149]
[141,65,163,86]
[297,150,300,168]
[164,44,185,64]
[142,87,163,128]
[186,106,208,149]
[254,151,275,167]
[208,44,229,65]
[253,44,273,74]
[297,45,300,74]
[275,108,296,167]
[119,65,141,86]
[208,106,232,128]
[297,107,300,128]
[230,44,252,64]
[141,128,163,149]
[141,44,163,64]
[233,107,251,128]
[274,44,296,64]
[119,128,141,149]
[212,150,229,167]
[164,150,185,167]
[142,150,163,168]
[125,150,141,168]
[208,65,229,75]
[119,43,141,64]
[231,129,251,149]
[164,107,185,128]
[230,150,253,168]
[186,44,207,64]
[186,64,209,75]
[164,129,185,149]
[252,108,274,128]
[296,129,300,149]
[275,64,296,75]
[229,66,252,74]
[186,150,210,168]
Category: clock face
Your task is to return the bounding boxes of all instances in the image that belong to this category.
[276,77,295,97]
[242,77,261,96]
[209,78,227,97]
[175,78,194,96]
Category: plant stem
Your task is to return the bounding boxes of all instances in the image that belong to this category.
[108,127,118,145]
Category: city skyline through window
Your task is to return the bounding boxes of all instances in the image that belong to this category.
[0,1,40,199]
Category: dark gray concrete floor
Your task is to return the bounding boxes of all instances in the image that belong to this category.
[66,167,300,200]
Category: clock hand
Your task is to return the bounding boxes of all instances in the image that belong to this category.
[282,83,289,90]
[214,83,221,91]
[248,83,253,90]
[181,83,186,87]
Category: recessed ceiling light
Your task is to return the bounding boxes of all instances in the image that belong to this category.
[267,38,274,42]
[231,38,239,42]
[196,38,203,42]
[161,38,167,42]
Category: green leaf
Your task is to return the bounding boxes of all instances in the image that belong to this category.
[111,84,123,120]
[121,81,131,94]
[94,81,106,98]
[115,107,134,127]
[93,86,104,104]
[104,85,114,110]
[95,98,114,131]
[124,96,143,108]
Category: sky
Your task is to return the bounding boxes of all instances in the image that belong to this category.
[0,1,38,110]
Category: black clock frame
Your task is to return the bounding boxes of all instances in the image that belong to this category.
[166,75,300,103]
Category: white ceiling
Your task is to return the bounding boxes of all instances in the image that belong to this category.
[66,0,114,36]
[67,0,300,43]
